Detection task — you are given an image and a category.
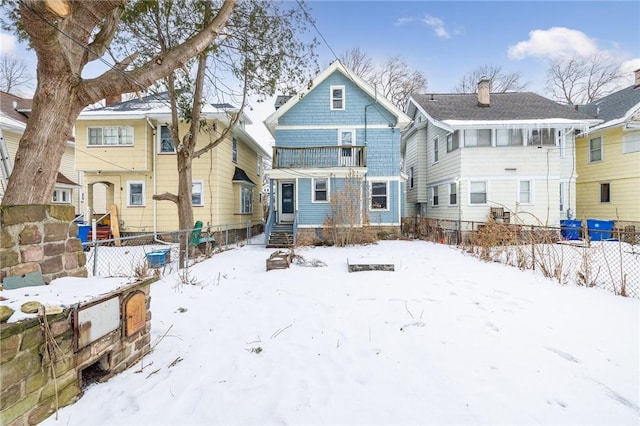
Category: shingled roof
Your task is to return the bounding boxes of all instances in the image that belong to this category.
[412,92,594,122]
[578,85,640,123]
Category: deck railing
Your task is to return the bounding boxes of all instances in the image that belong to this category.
[272,146,366,169]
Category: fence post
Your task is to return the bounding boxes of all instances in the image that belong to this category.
[92,219,98,276]
[531,225,535,271]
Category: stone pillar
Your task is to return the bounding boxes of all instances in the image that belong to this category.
[0,205,87,285]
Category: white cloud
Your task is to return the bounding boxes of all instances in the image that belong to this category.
[423,15,450,39]
[619,57,640,84]
[508,27,599,60]
[0,32,17,55]
[394,16,417,26]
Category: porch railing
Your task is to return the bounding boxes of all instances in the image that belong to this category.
[272,146,366,169]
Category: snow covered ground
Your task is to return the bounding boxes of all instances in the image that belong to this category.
[34,240,639,425]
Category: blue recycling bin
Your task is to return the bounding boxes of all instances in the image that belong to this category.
[587,219,615,241]
[560,220,582,240]
[77,224,91,244]
[146,249,170,267]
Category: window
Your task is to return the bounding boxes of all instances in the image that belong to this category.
[470,181,487,204]
[447,132,459,152]
[433,136,439,162]
[88,126,133,146]
[519,180,532,204]
[622,131,640,154]
[330,85,345,110]
[313,178,328,202]
[559,182,565,211]
[464,129,491,147]
[127,181,145,206]
[371,181,388,210]
[159,125,174,153]
[241,186,253,213]
[600,183,610,203]
[339,129,355,165]
[232,137,238,163]
[192,181,203,206]
[52,189,71,204]
[449,183,457,205]
[432,186,439,206]
[589,136,602,162]
[529,128,555,146]
[496,129,523,146]
[409,167,414,189]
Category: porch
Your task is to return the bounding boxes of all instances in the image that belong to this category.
[272,146,366,169]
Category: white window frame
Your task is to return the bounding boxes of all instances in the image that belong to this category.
[312,178,329,203]
[370,180,389,211]
[52,188,71,204]
[469,181,487,205]
[88,126,134,146]
[192,181,204,207]
[589,136,603,162]
[433,136,439,163]
[529,128,556,146]
[232,137,238,163]
[330,85,345,111]
[496,129,524,147]
[240,185,253,214]
[622,131,640,154]
[449,182,457,206]
[464,129,491,147]
[339,129,356,166]
[127,181,145,207]
[409,166,414,189]
[518,180,533,205]
[447,132,459,152]
[431,186,439,206]
[159,124,175,153]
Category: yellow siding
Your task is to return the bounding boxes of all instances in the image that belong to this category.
[74,120,151,172]
[576,126,640,221]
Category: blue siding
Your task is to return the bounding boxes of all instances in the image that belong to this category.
[297,178,331,226]
[367,180,400,225]
[280,72,396,127]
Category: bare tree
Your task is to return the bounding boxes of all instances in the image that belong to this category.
[0,55,33,94]
[455,64,526,93]
[0,0,235,206]
[546,53,624,104]
[339,48,427,110]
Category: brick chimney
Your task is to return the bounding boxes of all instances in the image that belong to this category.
[477,77,490,107]
[635,68,640,89]
[105,94,122,106]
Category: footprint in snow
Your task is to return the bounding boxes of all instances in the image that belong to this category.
[545,346,581,363]
[400,321,425,331]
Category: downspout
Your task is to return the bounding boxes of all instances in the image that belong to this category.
[146,117,166,244]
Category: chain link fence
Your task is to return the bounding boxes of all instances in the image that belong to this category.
[402,217,640,299]
[82,221,264,278]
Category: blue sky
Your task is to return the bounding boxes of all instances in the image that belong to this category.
[1,1,639,144]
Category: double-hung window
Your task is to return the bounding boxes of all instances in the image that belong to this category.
[447,131,459,152]
[600,183,610,203]
[529,128,555,146]
[589,137,603,162]
[331,85,345,110]
[432,186,439,206]
[159,125,175,153]
[313,178,328,202]
[496,129,523,146]
[622,131,640,154]
[52,189,71,204]
[127,181,145,206]
[88,126,133,146]
[192,181,204,206]
[371,181,388,210]
[449,183,457,205]
[241,186,253,214]
[470,181,487,204]
[519,180,532,204]
[433,136,439,162]
[232,137,238,163]
[464,129,491,147]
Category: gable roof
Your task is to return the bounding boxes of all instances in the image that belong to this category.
[0,91,31,129]
[264,60,411,135]
[577,85,640,131]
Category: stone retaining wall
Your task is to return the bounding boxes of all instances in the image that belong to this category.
[0,279,154,425]
[0,205,87,284]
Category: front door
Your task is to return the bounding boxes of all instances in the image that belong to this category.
[279,181,295,222]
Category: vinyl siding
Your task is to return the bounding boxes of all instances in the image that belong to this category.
[576,126,640,221]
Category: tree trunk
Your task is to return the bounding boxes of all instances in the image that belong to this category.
[176,147,195,268]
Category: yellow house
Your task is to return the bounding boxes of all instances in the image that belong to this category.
[0,91,82,212]
[74,93,270,238]
[576,70,640,223]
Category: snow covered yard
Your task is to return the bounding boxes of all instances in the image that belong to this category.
[41,240,639,425]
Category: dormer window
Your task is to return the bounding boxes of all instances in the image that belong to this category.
[331,85,345,110]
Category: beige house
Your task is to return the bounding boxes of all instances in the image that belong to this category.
[74,93,269,237]
[0,91,82,212]
[576,70,640,223]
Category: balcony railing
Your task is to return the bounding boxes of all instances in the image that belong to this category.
[272,146,366,169]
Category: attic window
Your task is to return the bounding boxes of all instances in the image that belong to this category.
[331,85,345,110]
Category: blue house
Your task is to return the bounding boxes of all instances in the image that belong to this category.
[263,60,411,246]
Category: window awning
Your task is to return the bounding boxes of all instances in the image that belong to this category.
[232,167,256,186]
[55,172,81,188]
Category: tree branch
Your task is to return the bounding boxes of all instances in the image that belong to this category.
[153,192,179,204]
